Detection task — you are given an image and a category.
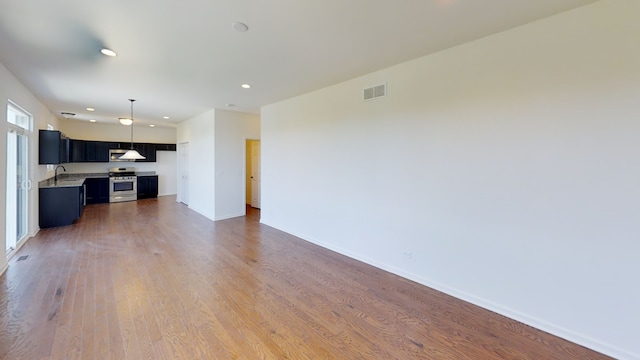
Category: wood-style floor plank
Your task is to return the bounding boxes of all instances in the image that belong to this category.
[0,196,612,359]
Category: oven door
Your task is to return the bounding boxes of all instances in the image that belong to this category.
[109,177,138,202]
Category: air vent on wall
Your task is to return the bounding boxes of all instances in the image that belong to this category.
[363,83,386,101]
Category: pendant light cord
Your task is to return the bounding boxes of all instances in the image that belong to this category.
[129,99,135,150]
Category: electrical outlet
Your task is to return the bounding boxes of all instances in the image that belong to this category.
[402,251,412,259]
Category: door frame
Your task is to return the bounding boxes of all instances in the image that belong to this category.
[245,139,261,209]
[5,101,33,257]
[177,141,189,205]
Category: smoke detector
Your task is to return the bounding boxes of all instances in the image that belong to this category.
[232,22,249,32]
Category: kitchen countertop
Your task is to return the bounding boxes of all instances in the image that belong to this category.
[39,172,108,189]
[39,178,86,188]
[38,171,157,188]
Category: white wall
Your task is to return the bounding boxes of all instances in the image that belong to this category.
[260,1,640,359]
[59,118,177,144]
[0,62,61,274]
[177,109,216,220]
[177,109,260,221]
[214,110,260,220]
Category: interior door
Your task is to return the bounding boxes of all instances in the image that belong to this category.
[178,142,189,205]
[249,140,261,209]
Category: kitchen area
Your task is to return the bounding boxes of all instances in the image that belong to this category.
[38,129,177,228]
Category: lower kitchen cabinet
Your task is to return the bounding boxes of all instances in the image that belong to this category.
[85,177,110,204]
[39,185,85,228]
[137,175,158,199]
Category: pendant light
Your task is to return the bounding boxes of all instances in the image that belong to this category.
[118,117,133,125]
[118,99,146,160]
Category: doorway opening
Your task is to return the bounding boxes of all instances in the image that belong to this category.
[245,139,261,209]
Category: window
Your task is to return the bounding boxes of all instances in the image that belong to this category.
[7,102,31,130]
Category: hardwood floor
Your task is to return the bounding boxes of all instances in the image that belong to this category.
[1,196,610,359]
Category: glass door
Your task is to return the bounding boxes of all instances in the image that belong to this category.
[6,102,31,254]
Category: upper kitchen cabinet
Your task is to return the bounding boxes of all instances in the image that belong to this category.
[47,135,175,163]
[70,139,86,162]
[39,130,69,164]
[71,140,120,162]
[90,141,120,162]
[130,142,177,162]
[154,143,177,151]
[129,143,156,162]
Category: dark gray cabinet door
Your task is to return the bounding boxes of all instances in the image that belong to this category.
[71,140,119,162]
[39,186,83,228]
[85,178,110,204]
[70,139,85,162]
[137,175,159,199]
[132,143,156,162]
[39,130,69,164]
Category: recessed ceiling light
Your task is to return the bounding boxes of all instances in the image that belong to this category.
[241,84,251,89]
[100,48,117,57]
[226,103,235,107]
[86,107,95,112]
[232,22,249,32]
[149,124,156,127]
[163,116,170,119]
[89,119,97,122]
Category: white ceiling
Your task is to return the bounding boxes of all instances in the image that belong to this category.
[0,0,597,127]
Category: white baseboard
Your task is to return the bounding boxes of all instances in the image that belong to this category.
[2,229,39,277]
[215,211,246,221]
[260,218,637,360]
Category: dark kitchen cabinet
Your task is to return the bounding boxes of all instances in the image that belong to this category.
[118,142,152,162]
[58,136,174,163]
[71,140,119,162]
[85,177,110,204]
[131,143,156,162]
[70,139,86,162]
[86,141,119,162]
[39,184,85,228]
[137,175,158,199]
[154,143,177,151]
[39,130,70,164]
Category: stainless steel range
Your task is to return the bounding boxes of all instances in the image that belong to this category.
[109,167,137,203]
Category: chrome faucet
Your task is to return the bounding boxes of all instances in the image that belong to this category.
[54,165,66,183]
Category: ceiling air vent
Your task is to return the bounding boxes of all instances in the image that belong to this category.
[363,83,386,101]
